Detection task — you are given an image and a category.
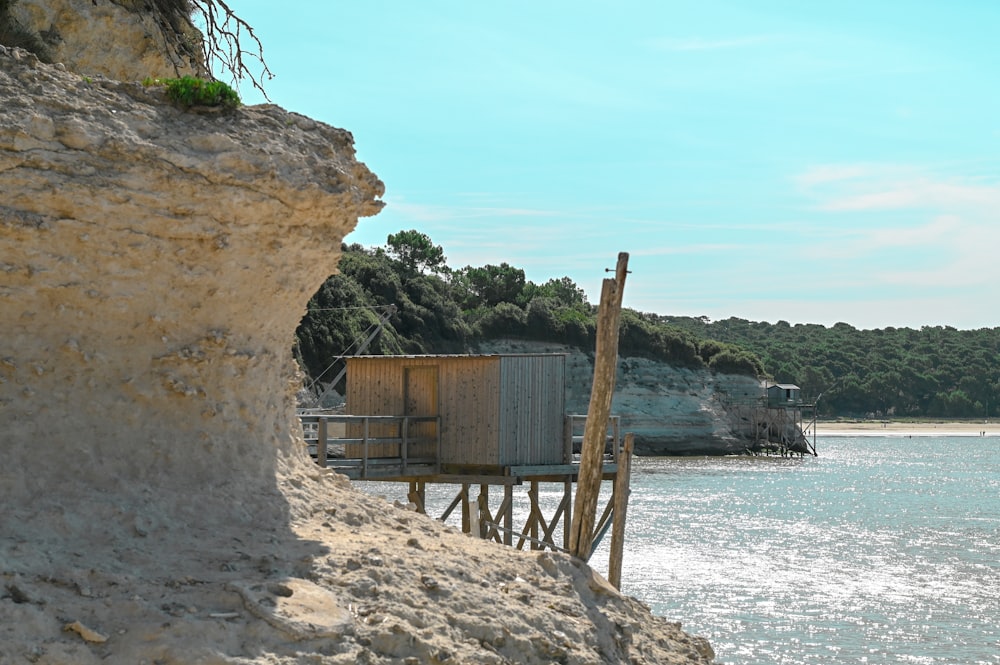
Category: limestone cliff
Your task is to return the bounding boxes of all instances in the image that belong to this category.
[1,44,383,512]
[7,0,203,78]
[475,339,764,455]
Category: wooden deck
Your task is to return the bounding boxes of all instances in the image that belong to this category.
[299,411,629,573]
[300,412,620,481]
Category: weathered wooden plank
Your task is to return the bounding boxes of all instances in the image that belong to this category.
[491,523,568,553]
[439,486,465,522]
[507,464,619,478]
[407,481,426,514]
[461,483,472,535]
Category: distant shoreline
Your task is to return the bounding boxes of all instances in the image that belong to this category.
[816,420,995,437]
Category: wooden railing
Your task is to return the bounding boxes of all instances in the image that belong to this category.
[299,412,621,479]
[564,414,621,464]
[298,412,441,479]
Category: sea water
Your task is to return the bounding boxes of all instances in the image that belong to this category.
[607,436,1000,664]
[363,437,1000,664]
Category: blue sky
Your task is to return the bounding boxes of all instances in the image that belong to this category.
[221,1,1000,330]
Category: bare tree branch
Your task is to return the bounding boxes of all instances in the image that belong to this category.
[190,0,273,99]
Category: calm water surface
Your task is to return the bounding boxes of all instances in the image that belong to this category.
[366,437,1000,664]
[613,437,1000,664]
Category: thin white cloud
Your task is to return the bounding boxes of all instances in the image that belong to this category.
[794,163,893,186]
[874,219,1000,288]
[648,35,778,52]
[822,179,1000,212]
[795,163,1000,212]
[385,198,561,222]
[794,165,1000,293]
[863,215,961,248]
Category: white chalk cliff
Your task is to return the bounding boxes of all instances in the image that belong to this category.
[477,340,764,455]
[0,3,716,662]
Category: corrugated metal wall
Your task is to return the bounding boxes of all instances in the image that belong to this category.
[497,355,565,465]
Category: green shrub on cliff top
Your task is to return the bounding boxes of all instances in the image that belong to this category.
[143,75,241,110]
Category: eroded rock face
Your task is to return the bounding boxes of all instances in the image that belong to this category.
[0,46,383,511]
[477,339,763,455]
[9,0,203,78]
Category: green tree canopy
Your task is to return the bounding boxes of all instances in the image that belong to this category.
[294,233,771,408]
[384,229,448,276]
[661,315,1000,418]
[452,263,527,309]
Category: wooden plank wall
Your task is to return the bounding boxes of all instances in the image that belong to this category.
[346,355,503,465]
[344,357,406,457]
[437,356,501,466]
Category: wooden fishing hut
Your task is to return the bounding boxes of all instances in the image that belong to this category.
[300,352,632,573]
[752,382,816,456]
[767,383,801,407]
[346,353,569,470]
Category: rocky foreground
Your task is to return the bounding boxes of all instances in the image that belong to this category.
[1,458,715,664]
[0,39,715,664]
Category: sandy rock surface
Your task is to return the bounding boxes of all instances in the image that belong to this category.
[10,0,203,79]
[1,43,381,508]
[1,465,715,664]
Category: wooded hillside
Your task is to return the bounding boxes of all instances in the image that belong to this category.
[297,231,1000,419]
[661,316,1000,419]
[294,232,762,398]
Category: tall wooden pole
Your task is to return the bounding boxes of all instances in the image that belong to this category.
[569,252,629,560]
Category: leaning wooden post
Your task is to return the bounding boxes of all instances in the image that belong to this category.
[608,432,634,590]
[569,252,629,560]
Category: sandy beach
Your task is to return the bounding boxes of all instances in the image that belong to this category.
[816,420,996,437]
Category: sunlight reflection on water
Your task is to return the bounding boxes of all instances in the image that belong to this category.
[615,437,1000,664]
[360,437,1000,664]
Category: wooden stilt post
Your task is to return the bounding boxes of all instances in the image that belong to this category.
[503,483,514,546]
[569,253,629,560]
[461,483,472,535]
[316,418,328,468]
[608,433,634,590]
[529,481,540,549]
[477,484,489,540]
[563,479,573,551]
[407,481,426,514]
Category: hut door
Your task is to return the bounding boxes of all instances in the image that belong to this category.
[404,366,438,458]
